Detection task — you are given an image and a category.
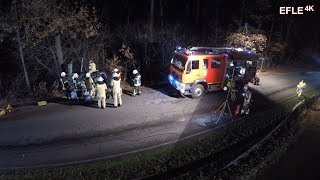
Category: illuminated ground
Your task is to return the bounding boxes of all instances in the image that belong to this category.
[0,70,319,169]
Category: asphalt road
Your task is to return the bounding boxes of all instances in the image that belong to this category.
[0,70,319,169]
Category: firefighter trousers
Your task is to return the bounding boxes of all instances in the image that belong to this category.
[133,86,141,96]
[97,97,106,109]
[113,92,122,107]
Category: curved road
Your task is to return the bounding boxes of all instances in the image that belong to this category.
[0,70,319,169]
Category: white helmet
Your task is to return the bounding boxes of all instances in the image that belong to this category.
[112,73,118,78]
[113,68,119,73]
[244,85,248,91]
[72,73,79,79]
[97,77,103,82]
[61,72,66,77]
[240,68,246,75]
[86,73,90,78]
[133,69,138,75]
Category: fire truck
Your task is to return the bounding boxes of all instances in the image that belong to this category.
[168,46,260,98]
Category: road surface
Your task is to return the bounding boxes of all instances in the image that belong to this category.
[0,70,319,169]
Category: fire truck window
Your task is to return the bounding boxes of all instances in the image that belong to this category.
[203,59,208,69]
[246,61,253,67]
[211,59,221,68]
[192,60,199,69]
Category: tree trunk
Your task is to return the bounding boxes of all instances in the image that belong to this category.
[266,18,275,59]
[160,0,164,27]
[55,34,64,70]
[16,29,32,95]
[149,0,154,42]
[196,0,200,25]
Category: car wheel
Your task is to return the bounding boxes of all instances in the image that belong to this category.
[191,84,204,98]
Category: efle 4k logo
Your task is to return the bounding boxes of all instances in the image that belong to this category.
[279,5,315,14]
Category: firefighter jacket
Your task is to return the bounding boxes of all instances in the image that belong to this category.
[85,77,94,90]
[72,79,81,91]
[244,90,252,106]
[111,77,121,93]
[96,82,107,98]
[133,74,141,86]
[89,62,97,73]
[60,77,70,91]
[297,81,307,89]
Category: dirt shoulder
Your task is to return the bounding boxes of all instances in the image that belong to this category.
[261,64,319,76]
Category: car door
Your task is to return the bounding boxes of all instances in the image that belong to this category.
[185,60,200,83]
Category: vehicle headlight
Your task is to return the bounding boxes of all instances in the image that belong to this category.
[169,75,173,81]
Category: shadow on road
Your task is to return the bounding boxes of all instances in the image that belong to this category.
[151,84,278,179]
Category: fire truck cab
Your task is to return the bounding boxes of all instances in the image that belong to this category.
[168,46,260,98]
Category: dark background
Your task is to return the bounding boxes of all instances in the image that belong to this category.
[0,0,319,99]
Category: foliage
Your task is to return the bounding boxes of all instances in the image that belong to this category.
[32,81,49,101]
[226,25,267,53]
[104,53,120,75]
[12,0,101,46]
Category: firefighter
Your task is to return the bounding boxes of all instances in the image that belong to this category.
[88,60,97,73]
[132,69,141,96]
[96,77,107,109]
[296,80,307,97]
[59,72,71,99]
[241,85,252,115]
[72,73,81,98]
[253,70,260,85]
[110,72,122,108]
[113,68,121,79]
[85,73,95,97]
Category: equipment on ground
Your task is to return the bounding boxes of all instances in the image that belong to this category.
[0,104,13,116]
[216,65,236,123]
[37,101,47,107]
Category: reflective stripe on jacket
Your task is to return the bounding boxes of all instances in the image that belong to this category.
[297,82,306,88]
[134,74,141,86]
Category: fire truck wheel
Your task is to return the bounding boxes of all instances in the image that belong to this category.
[191,84,204,98]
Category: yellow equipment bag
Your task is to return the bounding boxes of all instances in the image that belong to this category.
[0,104,13,116]
[37,101,47,107]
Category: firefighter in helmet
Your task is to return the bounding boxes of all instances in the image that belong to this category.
[253,70,260,85]
[85,73,95,96]
[241,85,252,115]
[296,80,307,97]
[88,60,97,74]
[60,72,71,99]
[96,77,107,109]
[72,73,81,99]
[113,68,121,79]
[132,69,141,96]
[110,72,122,108]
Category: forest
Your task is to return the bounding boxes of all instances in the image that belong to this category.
[0,0,319,102]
